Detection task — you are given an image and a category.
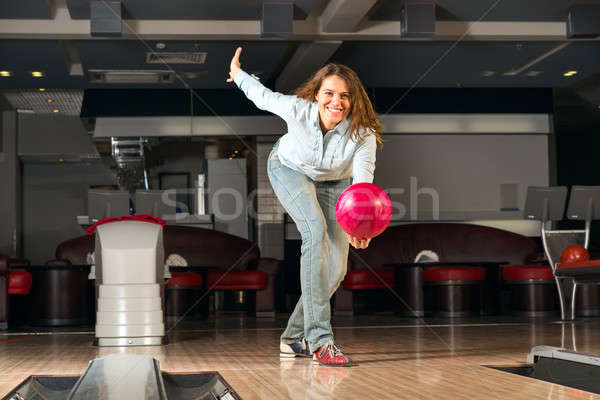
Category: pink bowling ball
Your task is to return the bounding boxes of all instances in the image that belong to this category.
[335,183,392,239]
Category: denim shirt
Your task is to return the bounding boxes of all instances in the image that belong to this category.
[234,71,377,184]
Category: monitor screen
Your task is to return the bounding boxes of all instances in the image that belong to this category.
[88,189,130,220]
[523,186,567,222]
[567,186,600,221]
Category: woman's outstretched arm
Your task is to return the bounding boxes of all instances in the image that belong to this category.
[227,47,306,121]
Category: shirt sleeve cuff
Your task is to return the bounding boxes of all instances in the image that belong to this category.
[233,70,249,87]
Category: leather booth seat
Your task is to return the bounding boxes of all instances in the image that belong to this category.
[335,223,538,316]
[48,225,278,322]
[206,270,267,291]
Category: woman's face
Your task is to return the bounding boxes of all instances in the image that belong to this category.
[315,75,351,132]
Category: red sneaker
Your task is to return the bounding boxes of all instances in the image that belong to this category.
[313,342,355,367]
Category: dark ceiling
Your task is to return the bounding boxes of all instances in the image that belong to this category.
[0,0,599,116]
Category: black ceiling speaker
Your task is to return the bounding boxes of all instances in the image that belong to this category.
[91,0,123,37]
[261,2,293,38]
[401,1,436,37]
[567,4,600,38]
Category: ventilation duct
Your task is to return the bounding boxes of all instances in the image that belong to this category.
[146,52,207,64]
[88,70,175,84]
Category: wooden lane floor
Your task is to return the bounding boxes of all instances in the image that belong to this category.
[1,316,600,399]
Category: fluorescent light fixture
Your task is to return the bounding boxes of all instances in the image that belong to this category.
[31,71,44,78]
[0,70,13,77]
[52,109,59,113]
[39,88,46,91]
[563,70,578,77]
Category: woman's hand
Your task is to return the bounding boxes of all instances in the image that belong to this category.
[227,47,243,83]
[346,234,371,249]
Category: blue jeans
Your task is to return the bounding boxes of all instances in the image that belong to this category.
[268,147,351,352]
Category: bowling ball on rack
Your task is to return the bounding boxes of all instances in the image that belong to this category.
[335,183,392,239]
[560,244,590,264]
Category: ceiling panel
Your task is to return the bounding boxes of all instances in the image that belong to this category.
[331,41,600,88]
[0,0,52,19]
[0,40,87,89]
[66,0,319,20]
[534,42,600,85]
[75,40,295,89]
[370,0,572,22]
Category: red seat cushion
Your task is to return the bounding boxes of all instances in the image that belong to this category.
[343,269,394,290]
[8,270,32,295]
[166,272,203,287]
[206,270,267,290]
[423,266,485,282]
[557,259,600,270]
[502,265,553,281]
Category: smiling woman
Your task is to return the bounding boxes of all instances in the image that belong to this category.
[228,46,382,367]
[294,63,382,145]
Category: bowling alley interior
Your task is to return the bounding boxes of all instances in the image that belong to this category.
[2,1,600,399]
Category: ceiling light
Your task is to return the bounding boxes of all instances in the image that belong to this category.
[31,71,44,78]
[52,109,59,113]
[563,70,578,77]
[0,70,13,77]
[156,42,166,49]
[47,99,54,103]
[481,71,496,77]
[39,88,46,91]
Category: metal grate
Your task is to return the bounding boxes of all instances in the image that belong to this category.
[146,52,207,64]
[89,69,175,84]
[2,89,83,116]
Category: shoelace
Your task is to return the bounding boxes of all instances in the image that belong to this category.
[320,343,342,359]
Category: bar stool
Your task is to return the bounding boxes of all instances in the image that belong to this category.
[423,266,485,317]
[502,265,557,316]
[8,269,33,325]
[165,272,204,318]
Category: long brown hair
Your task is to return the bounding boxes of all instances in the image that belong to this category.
[295,63,382,145]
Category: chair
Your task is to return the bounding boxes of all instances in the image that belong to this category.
[0,255,33,329]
